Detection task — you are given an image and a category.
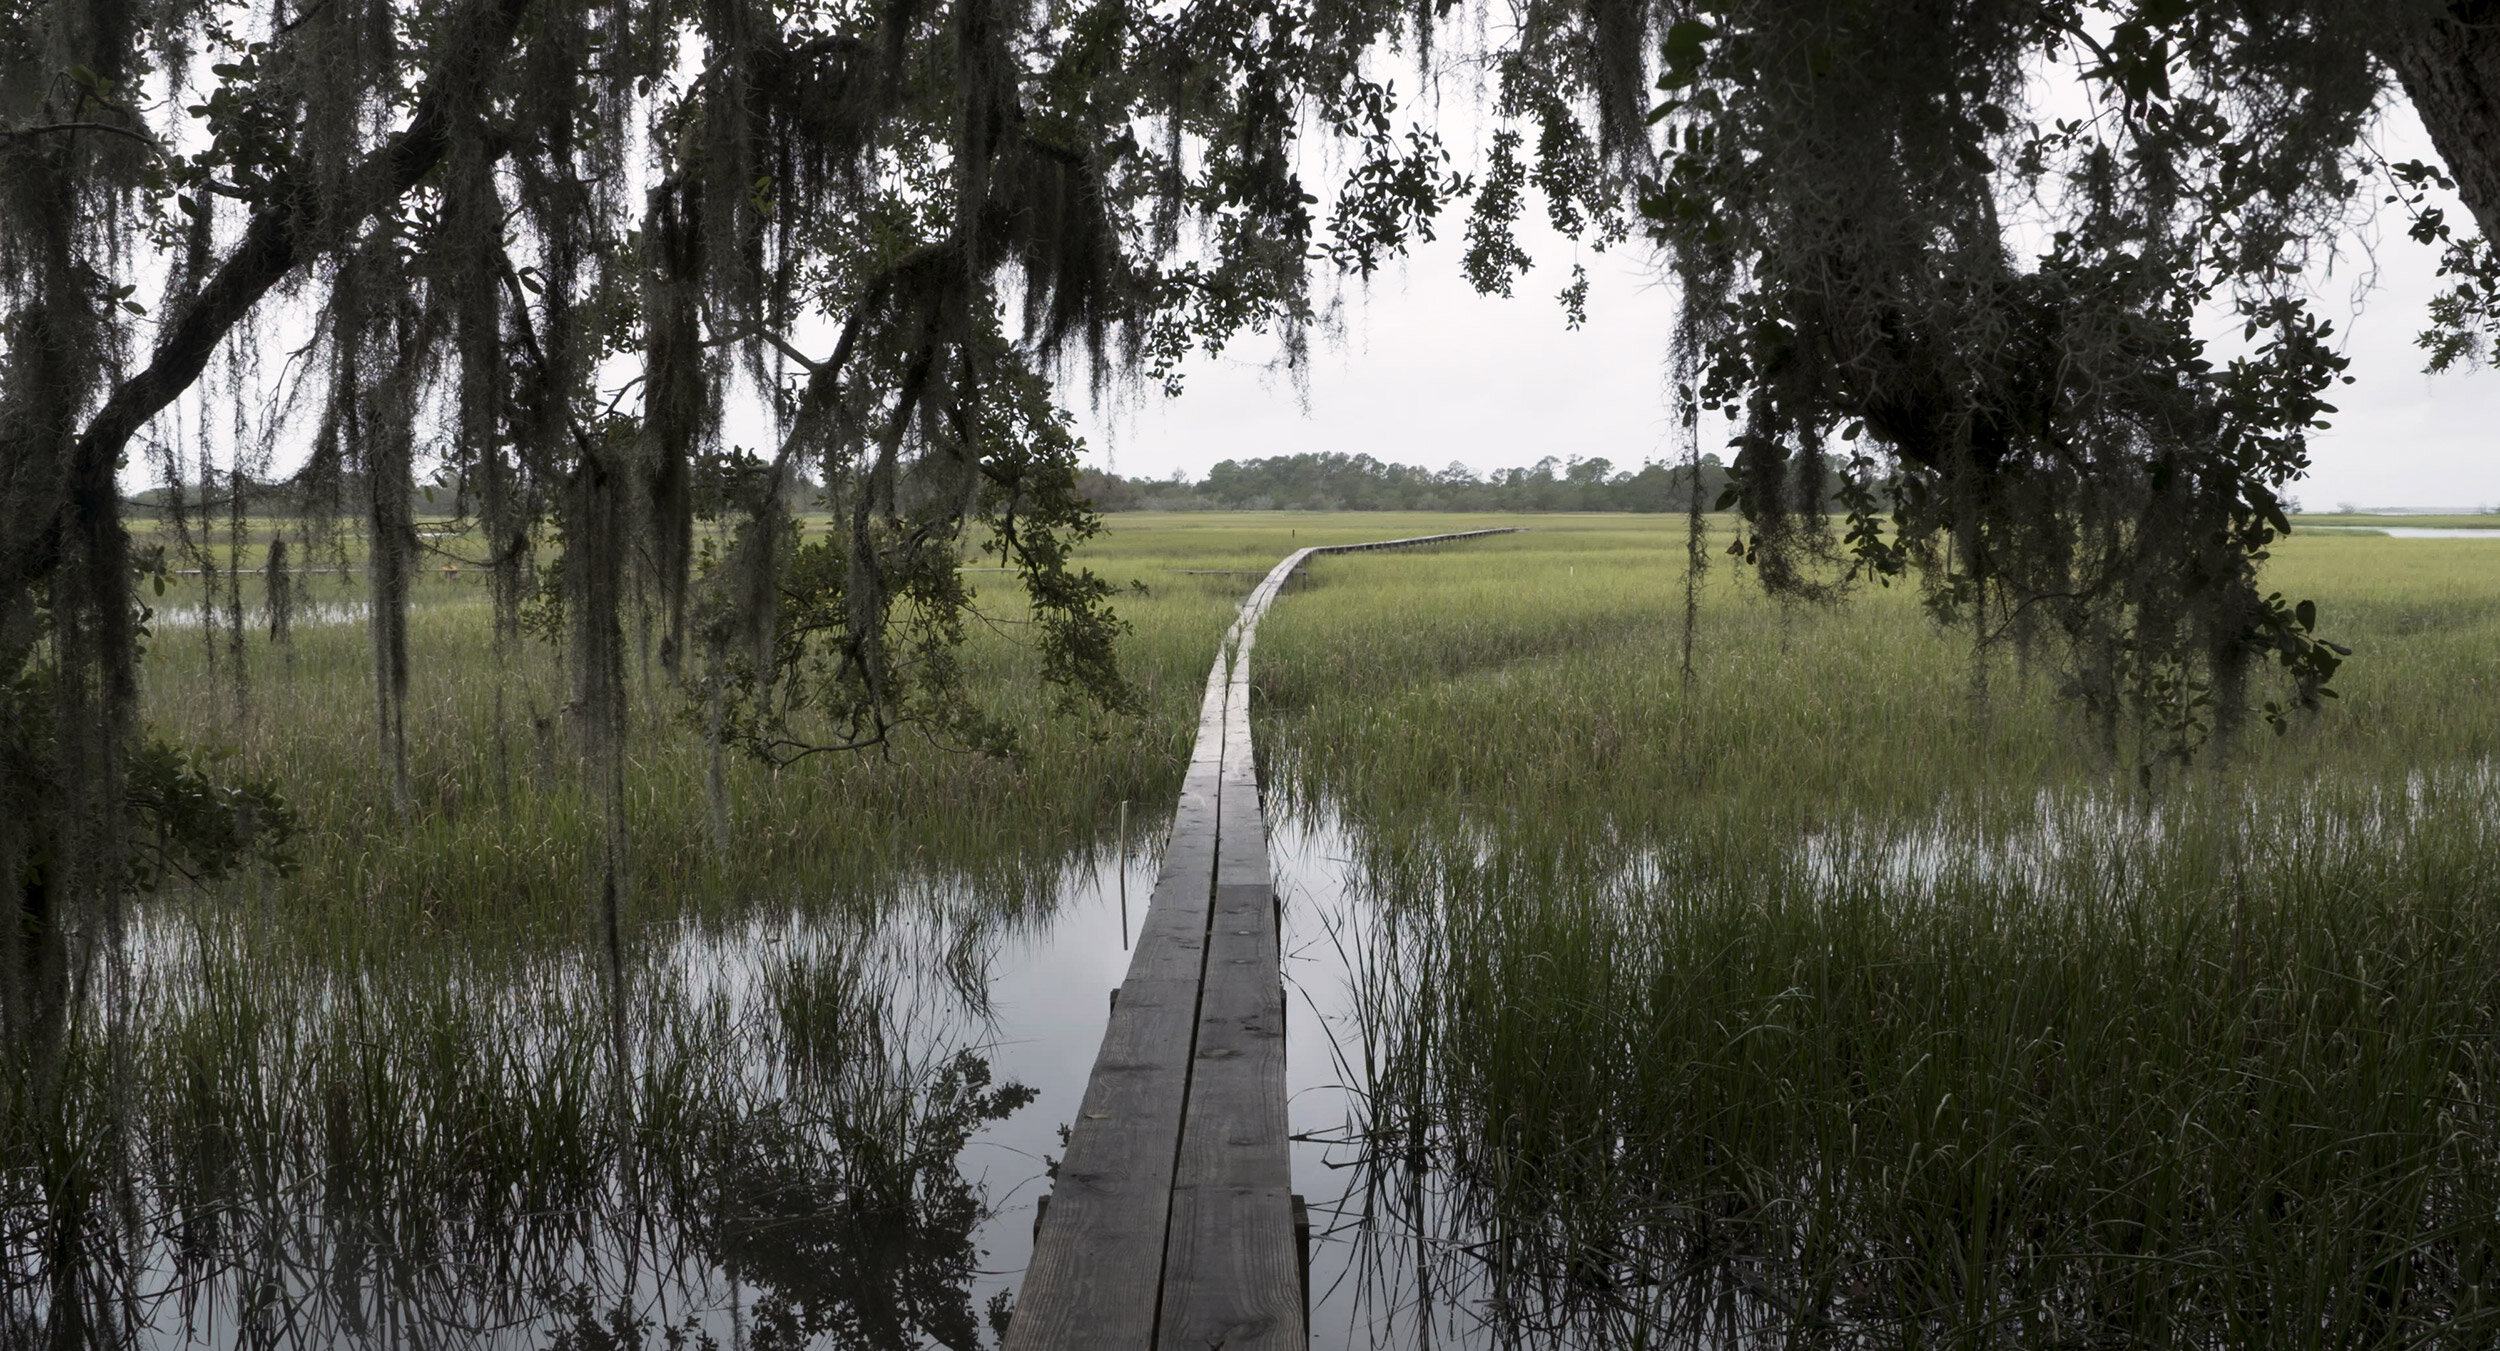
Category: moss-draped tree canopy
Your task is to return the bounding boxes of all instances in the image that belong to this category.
[6,0,2500,964]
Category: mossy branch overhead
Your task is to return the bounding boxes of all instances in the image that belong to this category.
[8,0,2500,1040]
[0,0,1477,1006]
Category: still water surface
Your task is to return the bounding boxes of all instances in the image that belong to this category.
[2307,525,2500,538]
[6,807,1457,1349]
[954,808,1433,1351]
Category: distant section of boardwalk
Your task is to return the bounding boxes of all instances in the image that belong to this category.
[1006,528,1519,1351]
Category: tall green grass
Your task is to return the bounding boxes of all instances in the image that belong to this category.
[11,514,1305,1345]
[29,511,2500,1347]
[1255,520,2500,1347]
[131,518,1280,957]
[3,923,1030,1345]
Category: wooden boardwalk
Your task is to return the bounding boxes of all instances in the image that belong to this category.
[1007,528,1518,1351]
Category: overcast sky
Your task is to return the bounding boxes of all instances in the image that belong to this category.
[150,72,2500,513]
[1068,104,2500,512]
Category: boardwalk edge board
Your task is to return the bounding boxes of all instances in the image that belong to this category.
[1006,528,1520,1350]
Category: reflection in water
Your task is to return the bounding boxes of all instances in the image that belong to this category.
[0,851,1162,1350]
[56,786,2369,1351]
[1283,771,2500,1350]
[1277,807,1508,1351]
[4,788,1607,1348]
[153,601,372,631]
[1282,808,1764,1351]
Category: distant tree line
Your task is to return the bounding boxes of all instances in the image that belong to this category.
[1076,452,1739,512]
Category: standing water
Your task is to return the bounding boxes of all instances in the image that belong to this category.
[1,804,1432,1349]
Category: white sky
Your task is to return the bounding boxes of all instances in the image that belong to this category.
[1069,103,2500,512]
[1071,230,1685,484]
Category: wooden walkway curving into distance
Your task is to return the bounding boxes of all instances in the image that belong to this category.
[1006,528,1520,1351]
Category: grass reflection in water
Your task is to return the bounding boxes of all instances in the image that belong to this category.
[3,916,1034,1349]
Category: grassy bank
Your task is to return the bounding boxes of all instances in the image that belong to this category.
[133,517,1264,957]
[133,511,1591,955]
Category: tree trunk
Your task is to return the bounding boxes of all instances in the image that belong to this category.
[2382,2,2500,244]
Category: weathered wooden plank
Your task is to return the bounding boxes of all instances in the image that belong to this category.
[1006,655,1232,1351]
[1263,528,1521,596]
[1156,609,1304,1350]
[1154,874,1300,1350]
[1305,526,1519,555]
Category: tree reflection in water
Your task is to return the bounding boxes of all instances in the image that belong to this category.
[1,927,1035,1349]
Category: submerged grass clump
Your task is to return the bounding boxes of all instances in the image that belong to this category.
[1345,778,2500,1345]
[2,916,1030,1346]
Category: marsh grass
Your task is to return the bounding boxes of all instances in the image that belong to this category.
[133,511,1605,955]
[127,516,1282,957]
[2292,514,2500,531]
[22,512,2500,1347]
[3,916,1035,1347]
[1255,519,2500,1347]
[8,513,1304,1346]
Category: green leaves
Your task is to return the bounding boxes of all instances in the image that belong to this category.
[66,62,118,97]
[1630,0,2379,759]
[2385,158,2500,373]
[1461,129,1534,298]
[1325,125,1466,279]
[1660,19,1715,88]
[125,736,300,888]
[2251,591,2347,736]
